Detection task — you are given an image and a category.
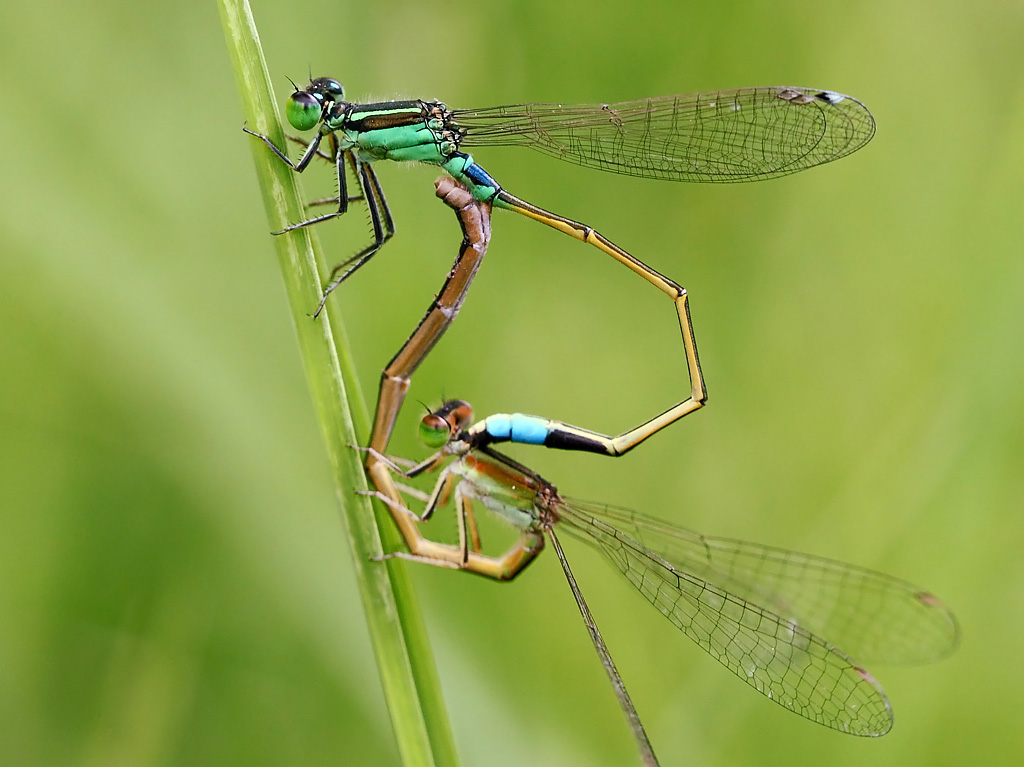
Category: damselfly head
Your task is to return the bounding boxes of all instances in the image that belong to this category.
[419,399,474,448]
[284,77,345,131]
[306,77,345,104]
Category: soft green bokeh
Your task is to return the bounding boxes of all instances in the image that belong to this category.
[1,0,1020,765]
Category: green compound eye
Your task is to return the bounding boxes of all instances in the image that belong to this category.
[286,92,322,131]
[419,414,452,449]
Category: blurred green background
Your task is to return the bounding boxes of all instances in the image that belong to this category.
[1,0,1020,764]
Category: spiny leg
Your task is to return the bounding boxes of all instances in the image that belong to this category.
[312,158,396,316]
[244,124,353,231]
[246,127,396,285]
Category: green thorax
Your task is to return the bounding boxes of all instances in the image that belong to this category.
[325,99,463,165]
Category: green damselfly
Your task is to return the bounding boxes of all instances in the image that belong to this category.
[365,400,958,765]
[247,80,874,458]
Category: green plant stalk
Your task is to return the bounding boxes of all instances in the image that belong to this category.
[217,1,458,764]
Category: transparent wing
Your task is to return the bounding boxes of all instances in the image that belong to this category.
[570,501,960,665]
[452,86,875,183]
[556,499,958,736]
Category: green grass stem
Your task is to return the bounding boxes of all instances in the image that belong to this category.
[217,1,459,764]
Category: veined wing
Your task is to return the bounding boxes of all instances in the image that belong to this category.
[562,499,959,666]
[555,499,957,736]
[452,86,875,183]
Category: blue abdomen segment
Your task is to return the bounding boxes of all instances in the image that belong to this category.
[473,413,616,456]
[483,413,551,445]
[441,152,502,203]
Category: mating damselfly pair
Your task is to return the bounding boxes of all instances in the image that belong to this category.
[364,398,958,764]
[247,76,957,765]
